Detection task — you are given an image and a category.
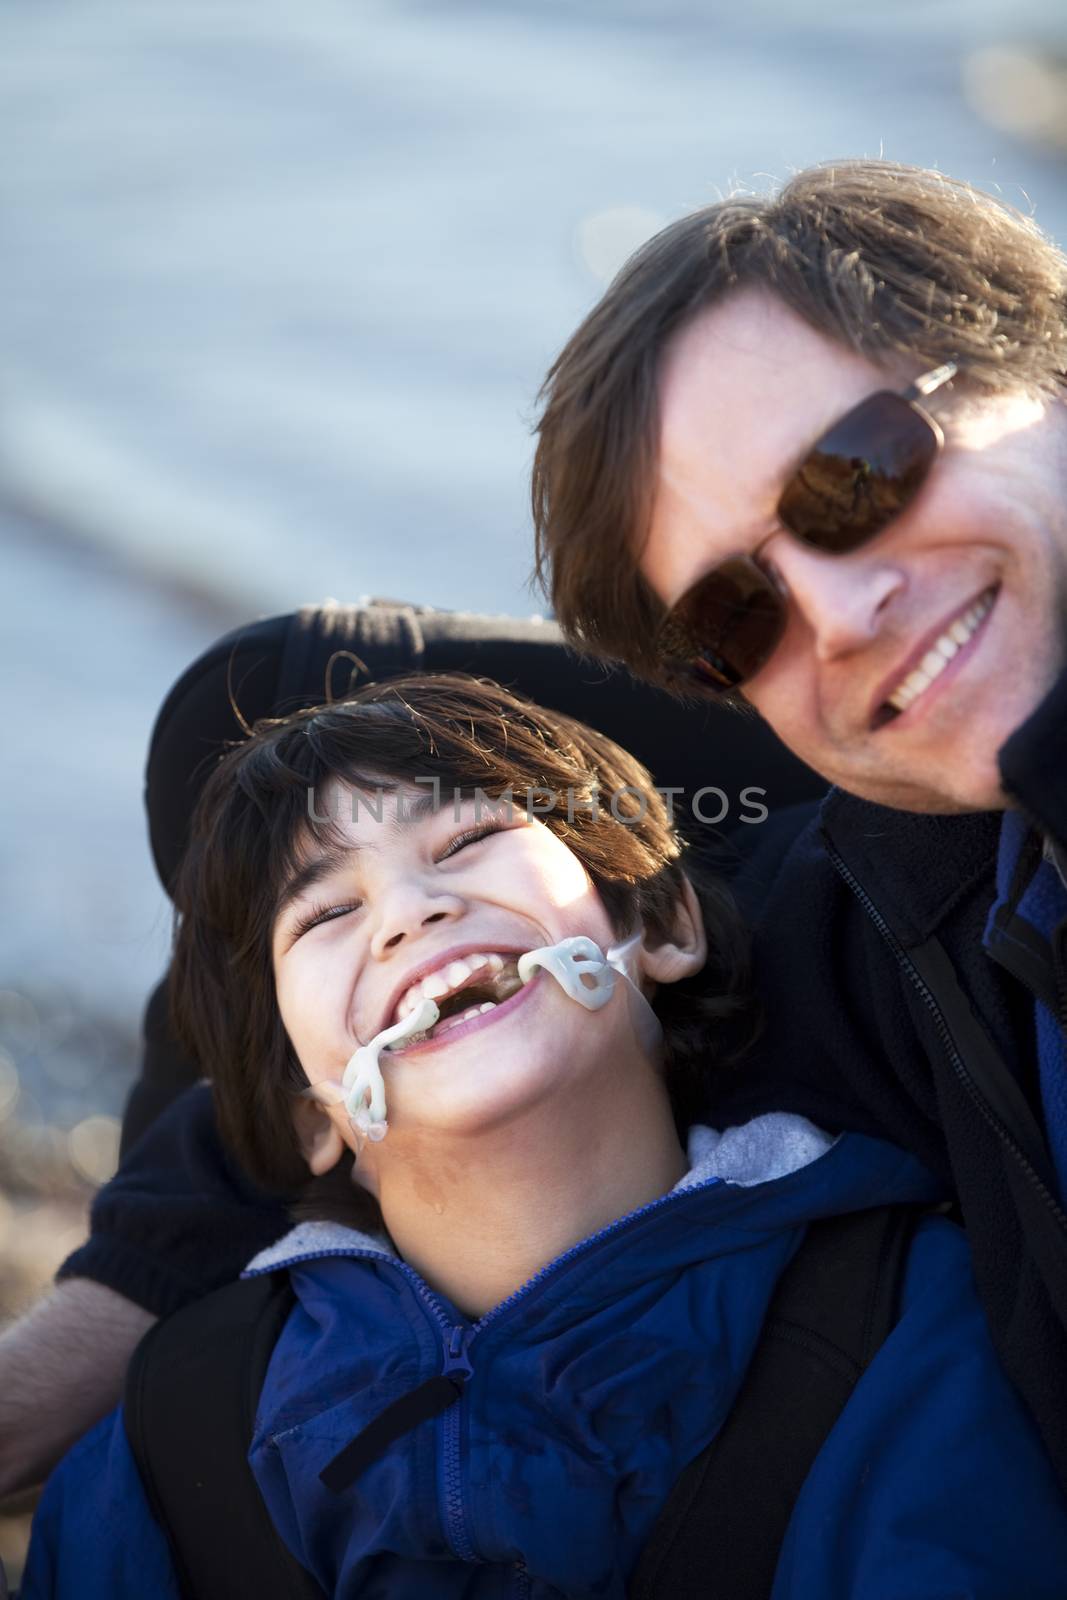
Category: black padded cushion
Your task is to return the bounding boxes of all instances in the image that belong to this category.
[145,599,824,897]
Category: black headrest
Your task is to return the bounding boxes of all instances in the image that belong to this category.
[144,599,825,897]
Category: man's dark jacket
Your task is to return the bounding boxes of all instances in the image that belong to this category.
[715,662,1067,1488]
[58,618,1067,1493]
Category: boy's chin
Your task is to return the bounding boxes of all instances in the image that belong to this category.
[385,1045,590,1134]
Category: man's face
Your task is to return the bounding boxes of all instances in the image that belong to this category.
[640,288,1067,812]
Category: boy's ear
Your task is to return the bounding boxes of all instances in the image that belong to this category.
[638,875,707,986]
[292,1090,348,1177]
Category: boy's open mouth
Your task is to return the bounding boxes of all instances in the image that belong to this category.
[390,953,526,1047]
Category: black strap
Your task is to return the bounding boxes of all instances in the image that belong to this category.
[319,1372,468,1494]
[989,903,1061,1015]
[629,1204,921,1600]
[124,1272,326,1600]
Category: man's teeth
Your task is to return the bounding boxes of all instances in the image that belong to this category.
[885,590,995,713]
[395,952,508,1023]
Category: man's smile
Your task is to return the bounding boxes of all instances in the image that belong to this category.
[868,586,999,733]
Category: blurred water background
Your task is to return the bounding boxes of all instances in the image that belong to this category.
[4,0,1067,1570]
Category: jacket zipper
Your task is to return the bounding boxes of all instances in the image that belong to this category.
[825,839,1067,1233]
[512,1556,532,1597]
[440,1321,477,1561]
[395,1278,479,1561]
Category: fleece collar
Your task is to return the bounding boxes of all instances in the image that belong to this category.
[819,789,1001,948]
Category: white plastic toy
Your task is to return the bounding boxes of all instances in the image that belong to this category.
[340,995,440,1142]
[518,932,663,1056]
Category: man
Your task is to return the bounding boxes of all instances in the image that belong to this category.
[4,158,1067,1496]
[532,158,1067,1479]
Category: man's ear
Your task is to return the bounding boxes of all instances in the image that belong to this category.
[292,1090,348,1177]
[638,875,707,986]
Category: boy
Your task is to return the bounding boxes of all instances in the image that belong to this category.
[21,675,1067,1597]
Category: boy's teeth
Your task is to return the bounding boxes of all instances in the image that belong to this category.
[395,952,512,1024]
[435,1000,499,1037]
[885,590,995,713]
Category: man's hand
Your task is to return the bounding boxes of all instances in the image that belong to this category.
[0,1278,156,1498]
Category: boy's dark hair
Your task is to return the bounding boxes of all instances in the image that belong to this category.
[532,158,1067,686]
[168,673,750,1231]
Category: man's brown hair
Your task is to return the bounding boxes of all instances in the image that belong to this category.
[532,158,1067,684]
[168,673,750,1232]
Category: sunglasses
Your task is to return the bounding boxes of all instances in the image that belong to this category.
[655,360,958,693]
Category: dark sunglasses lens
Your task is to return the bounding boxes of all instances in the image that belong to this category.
[777,392,940,553]
[658,558,786,691]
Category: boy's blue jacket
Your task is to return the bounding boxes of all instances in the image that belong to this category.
[23,1118,1067,1599]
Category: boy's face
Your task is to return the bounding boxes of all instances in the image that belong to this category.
[270,780,647,1167]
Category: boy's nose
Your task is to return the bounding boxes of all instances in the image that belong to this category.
[761,533,905,662]
[369,881,466,959]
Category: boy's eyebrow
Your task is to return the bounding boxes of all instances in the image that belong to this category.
[273,789,441,922]
[274,844,355,923]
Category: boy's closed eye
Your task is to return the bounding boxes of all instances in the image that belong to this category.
[288,819,514,940]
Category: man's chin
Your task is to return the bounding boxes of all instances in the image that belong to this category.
[833,754,1010,816]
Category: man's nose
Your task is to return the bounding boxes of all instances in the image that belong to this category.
[368,879,466,960]
[761,532,906,662]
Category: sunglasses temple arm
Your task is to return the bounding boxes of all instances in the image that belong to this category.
[905,360,958,402]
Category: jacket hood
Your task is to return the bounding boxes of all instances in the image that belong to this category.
[242,1118,941,1599]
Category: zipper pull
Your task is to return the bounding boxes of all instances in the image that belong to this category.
[443,1322,475,1382]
